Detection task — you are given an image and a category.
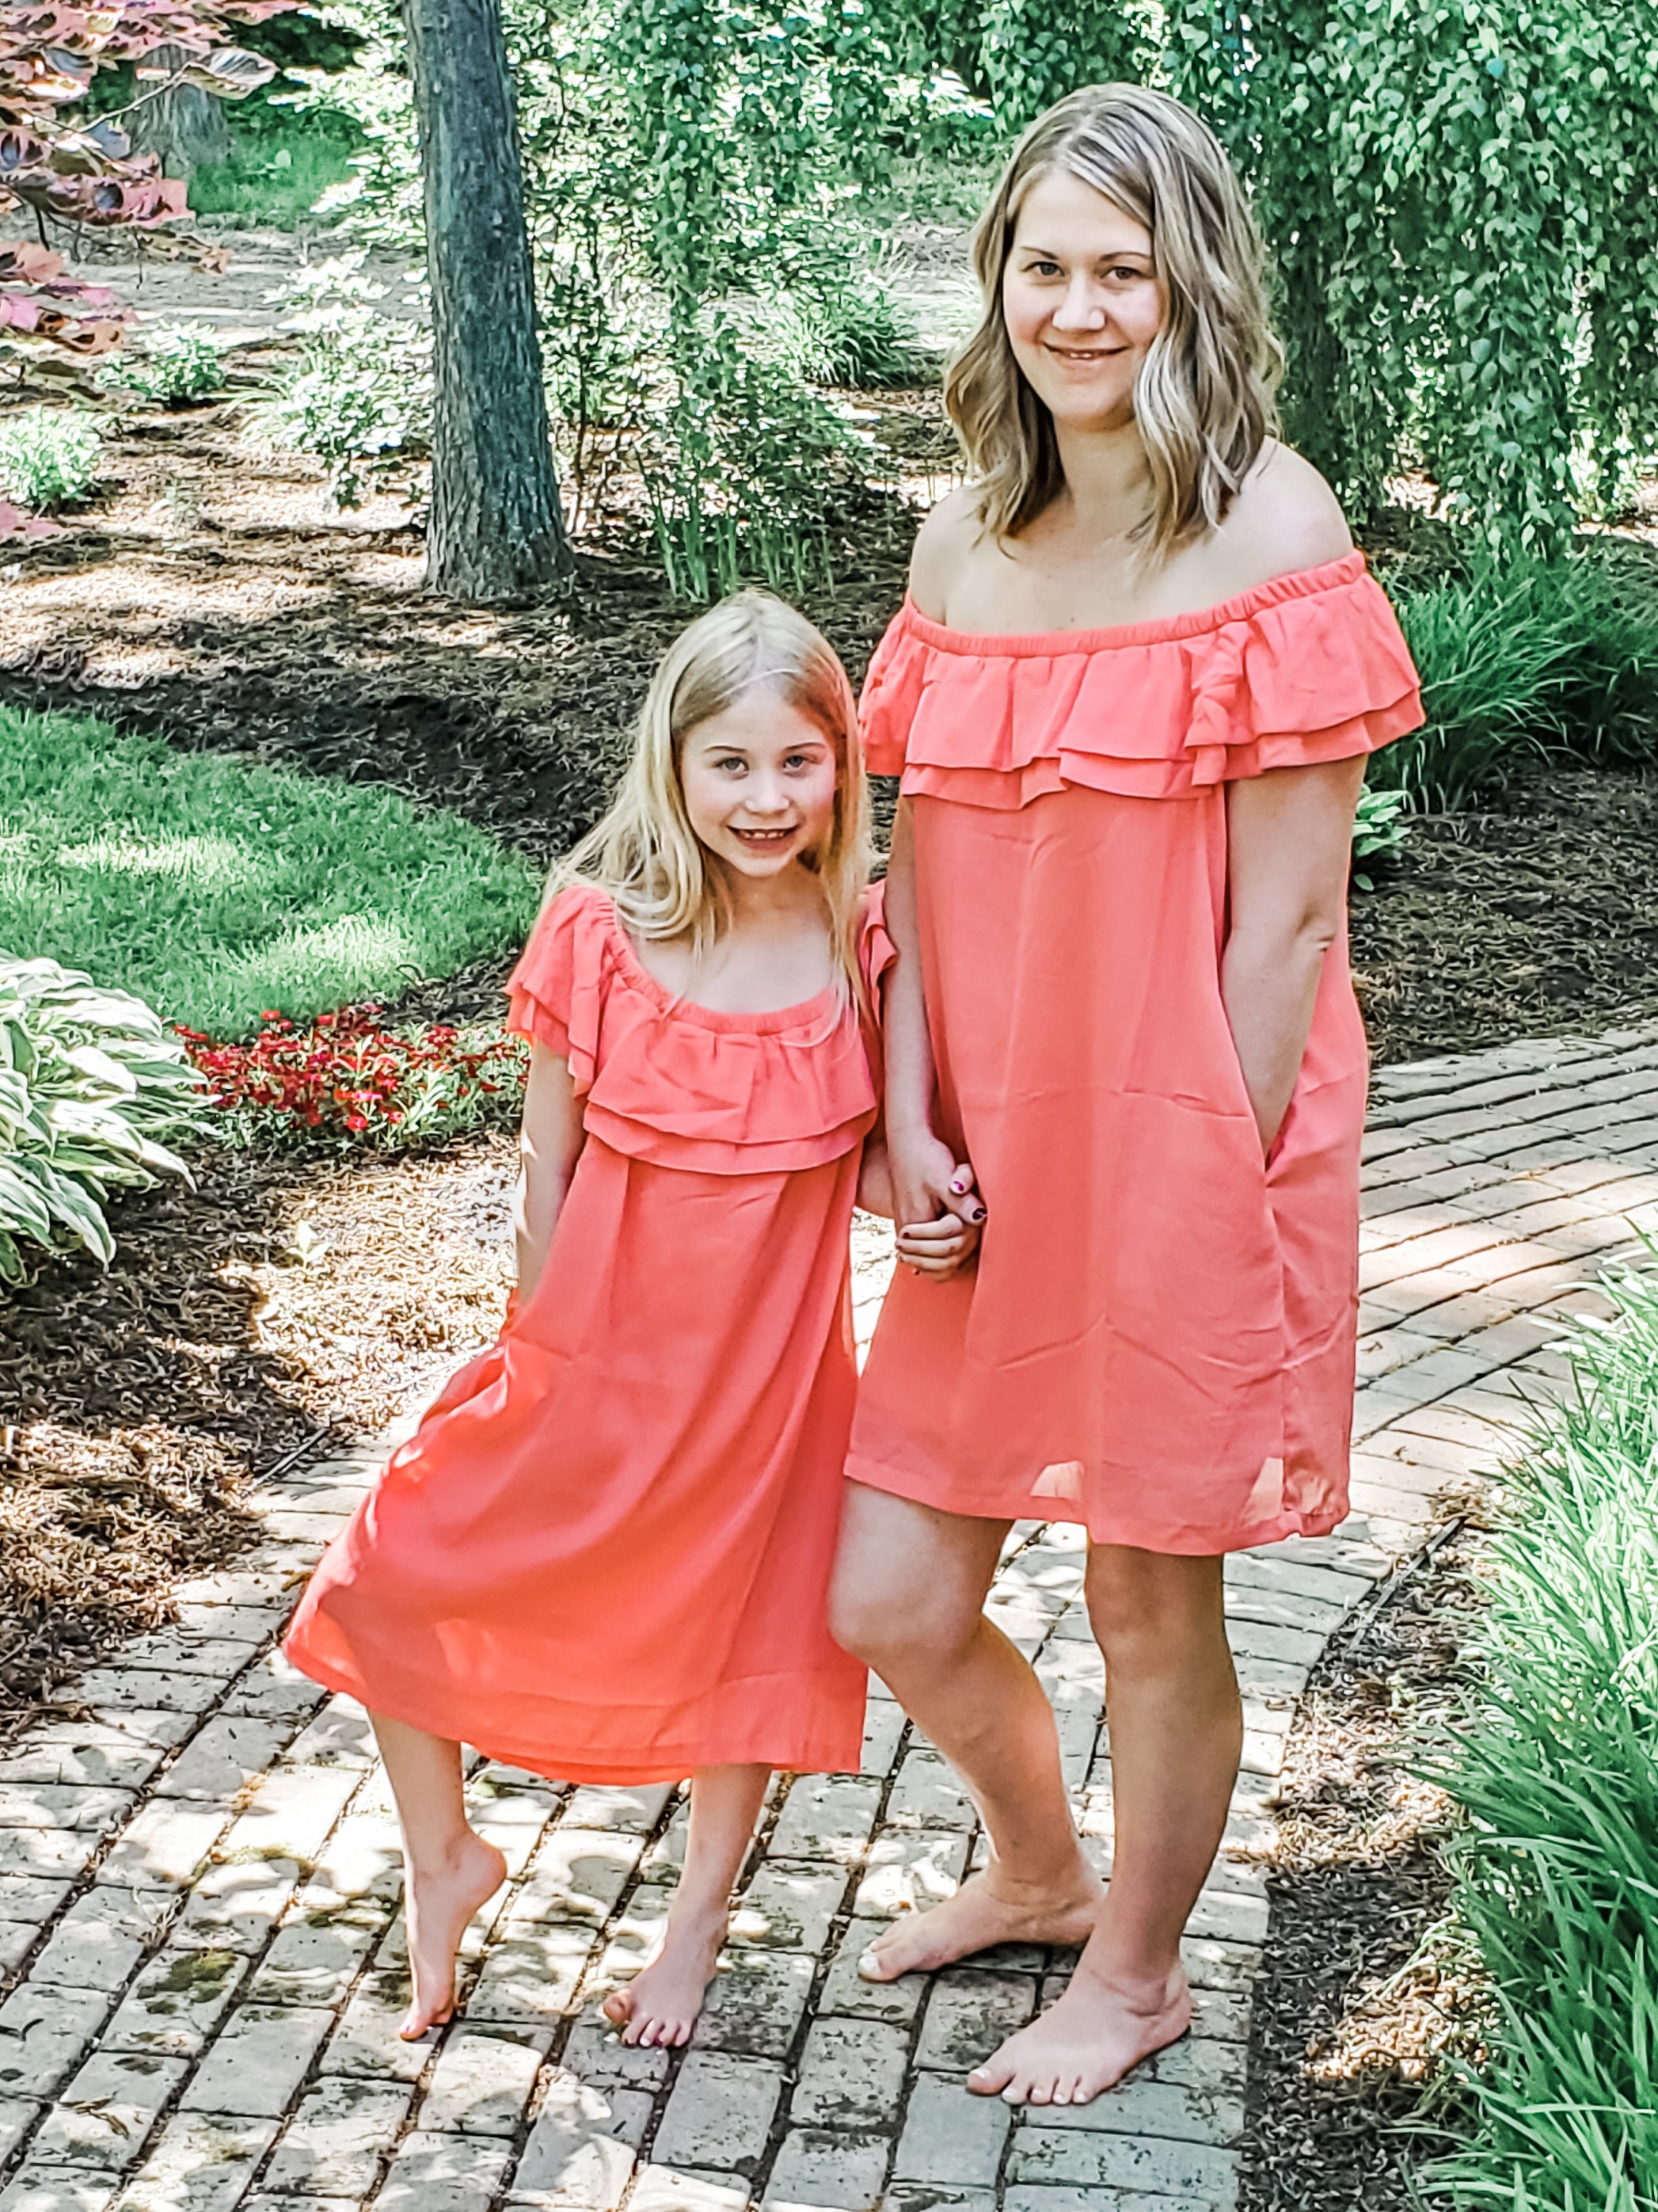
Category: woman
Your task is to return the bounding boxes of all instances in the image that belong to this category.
[830,84,1422,2107]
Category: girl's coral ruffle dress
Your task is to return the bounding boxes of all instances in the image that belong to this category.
[284,882,888,1781]
[847,550,1424,1553]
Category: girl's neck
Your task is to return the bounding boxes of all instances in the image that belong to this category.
[718,856,823,930]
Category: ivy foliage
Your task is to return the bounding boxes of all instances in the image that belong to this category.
[1168,0,1658,548]
[280,0,1656,562]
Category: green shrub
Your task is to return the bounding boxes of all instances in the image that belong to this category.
[771,284,932,390]
[0,409,102,513]
[1378,549,1658,812]
[101,326,226,409]
[248,257,431,508]
[1424,1267,1658,2210]
[0,706,541,1040]
[0,954,206,1285]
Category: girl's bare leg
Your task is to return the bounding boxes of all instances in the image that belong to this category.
[831,1484,1103,1980]
[603,1763,770,2048]
[968,1547,1240,2104]
[371,1714,509,2040]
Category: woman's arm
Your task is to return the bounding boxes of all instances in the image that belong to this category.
[1223,755,1367,1154]
[512,1043,588,1304]
[883,801,983,1278]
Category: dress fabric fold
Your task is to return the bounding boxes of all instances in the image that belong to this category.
[847,550,1424,1552]
[284,882,892,1781]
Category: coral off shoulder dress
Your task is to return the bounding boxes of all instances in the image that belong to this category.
[284,881,888,1782]
[847,550,1424,1554]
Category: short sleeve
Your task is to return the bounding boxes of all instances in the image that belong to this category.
[505,884,610,1064]
[858,881,897,1011]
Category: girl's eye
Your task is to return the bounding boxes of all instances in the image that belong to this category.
[717,756,746,772]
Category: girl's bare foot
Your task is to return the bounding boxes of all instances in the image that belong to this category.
[399,1831,508,2039]
[858,1861,1105,1982]
[603,1900,729,2047]
[967,1960,1192,2104]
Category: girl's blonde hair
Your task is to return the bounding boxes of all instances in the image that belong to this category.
[558,591,870,992]
[945,82,1283,559]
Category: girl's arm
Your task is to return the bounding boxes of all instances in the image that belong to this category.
[1223,755,1367,1154]
[883,799,983,1278]
[512,1043,588,1305]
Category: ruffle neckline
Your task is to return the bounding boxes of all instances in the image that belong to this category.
[860,551,1424,807]
[506,882,890,1175]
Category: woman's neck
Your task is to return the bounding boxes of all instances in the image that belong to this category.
[1049,417,1154,540]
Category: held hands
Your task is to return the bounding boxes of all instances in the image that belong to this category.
[888,1125,984,1282]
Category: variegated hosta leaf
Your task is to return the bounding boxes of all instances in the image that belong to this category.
[0,947,208,1284]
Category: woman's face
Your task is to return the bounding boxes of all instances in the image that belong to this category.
[1001,167,1163,434]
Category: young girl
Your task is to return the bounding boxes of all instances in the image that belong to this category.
[285,592,975,2047]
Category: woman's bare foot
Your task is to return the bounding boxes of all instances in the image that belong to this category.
[967,1960,1192,2104]
[399,1831,508,2039]
[858,1861,1105,1983]
[602,1899,729,2047]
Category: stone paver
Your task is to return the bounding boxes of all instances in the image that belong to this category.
[0,1022,1652,2207]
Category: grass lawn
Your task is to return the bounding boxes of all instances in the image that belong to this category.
[0,706,541,1038]
[188,117,361,228]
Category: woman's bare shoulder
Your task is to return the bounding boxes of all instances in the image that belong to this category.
[1211,440,1354,591]
[908,486,984,619]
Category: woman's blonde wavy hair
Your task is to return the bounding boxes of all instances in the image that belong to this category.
[946,83,1283,559]
[555,591,870,995]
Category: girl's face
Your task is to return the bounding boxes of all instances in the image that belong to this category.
[1001,167,1163,434]
[679,687,840,881]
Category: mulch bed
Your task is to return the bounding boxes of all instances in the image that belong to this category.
[1240,1527,1493,2212]
[0,1134,516,1730]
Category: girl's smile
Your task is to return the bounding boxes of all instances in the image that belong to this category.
[680,687,840,881]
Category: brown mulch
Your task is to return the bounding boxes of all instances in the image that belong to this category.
[0,1135,516,1727]
[1239,1529,1493,2212]
[1351,763,1658,1065]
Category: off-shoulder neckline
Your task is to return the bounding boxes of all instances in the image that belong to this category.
[565,884,846,1034]
[896,549,1370,657]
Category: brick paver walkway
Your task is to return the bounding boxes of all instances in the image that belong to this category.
[4,1022,1658,2212]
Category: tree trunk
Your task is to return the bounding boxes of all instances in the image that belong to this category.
[403,0,572,600]
[133,48,231,175]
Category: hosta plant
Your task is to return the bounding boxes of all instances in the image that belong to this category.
[0,953,207,1286]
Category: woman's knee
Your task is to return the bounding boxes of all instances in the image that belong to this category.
[1084,1545,1226,1673]
[830,1485,1002,1669]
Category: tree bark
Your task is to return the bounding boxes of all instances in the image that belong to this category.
[403,0,572,599]
[132,48,231,175]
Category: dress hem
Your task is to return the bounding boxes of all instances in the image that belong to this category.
[281,1635,866,1787]
[843,1457,1348,1556]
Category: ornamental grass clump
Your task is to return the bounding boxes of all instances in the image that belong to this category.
[181,1005,527,1152]
[1380,548,1658,813]
[1424,1266,1658,2210]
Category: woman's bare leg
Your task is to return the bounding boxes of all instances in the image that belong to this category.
[371,1714,509,2039]
[968,1546,1241,2103]
[831,1483,1102,1979]
[603,1763,769,2048]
